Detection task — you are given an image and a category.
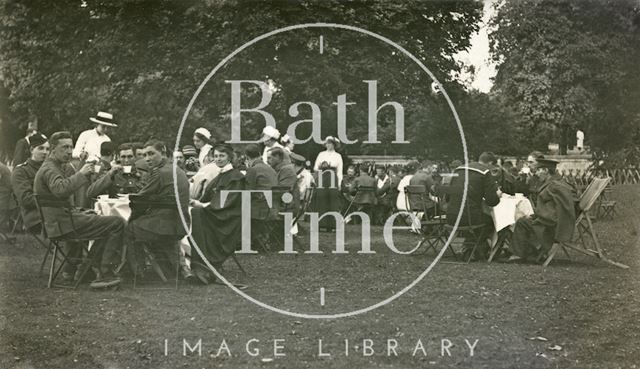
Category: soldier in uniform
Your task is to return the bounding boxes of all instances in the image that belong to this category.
[11,132,49,233]
[87,143,142,198]
[124,139,190,278]
[267,147,299,211]
[34,131,125,288]
[445,152,502,259]
[511,159,578,261]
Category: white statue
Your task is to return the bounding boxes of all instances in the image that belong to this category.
[576,130,584,151]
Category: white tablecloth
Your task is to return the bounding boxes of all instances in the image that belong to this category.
[93,194,191,260]
[491,193,534,232]
[94,195,132,220]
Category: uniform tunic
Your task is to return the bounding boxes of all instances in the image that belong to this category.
[11,159,42,230]
[511,175,577,259]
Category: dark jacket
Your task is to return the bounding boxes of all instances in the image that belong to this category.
[130,159,190,237]
[409,170,437,210]
[12,138,30,167]
[245,160,277,220]
[33,157,91,238]
[352,173,377,205]
[273,162,299,212]
[0,162,18,212]
[87,169,142,199]
[446,162,500,226]
[532,175,577,243]
[11,159,42,230]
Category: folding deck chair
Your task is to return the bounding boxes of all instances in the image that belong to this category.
[540,177,628,269]
[34,195,103,289]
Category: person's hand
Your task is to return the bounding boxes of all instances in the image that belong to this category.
[79,151,89,162]
[109,164,123,176]
[78,162,94,176]
[496,189,503,197]
[190,199,205,208]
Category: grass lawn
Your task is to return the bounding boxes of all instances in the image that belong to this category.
[1,185,639,369]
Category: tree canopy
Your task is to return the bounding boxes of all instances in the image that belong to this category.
[0,0,484,162]
[489,0,640,156]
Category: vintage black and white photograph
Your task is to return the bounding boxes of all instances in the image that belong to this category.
[0,0,639,368]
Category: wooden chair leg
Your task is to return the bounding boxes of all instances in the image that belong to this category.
[231,254,247,276]
[542,244,560,267]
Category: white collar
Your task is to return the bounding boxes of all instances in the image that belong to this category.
[218,163,233,174]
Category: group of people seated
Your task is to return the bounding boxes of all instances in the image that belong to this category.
[0,111,580,290]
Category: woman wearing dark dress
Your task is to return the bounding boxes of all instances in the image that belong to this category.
[189,143,245,284]
[312,136,344,231]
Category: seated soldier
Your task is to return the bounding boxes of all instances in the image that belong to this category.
[409,160,439,218]
[0,162,18,238]
[87,143,142,198]
[375,165,392,225]
[341,165,357,206]
[244,143,277,222]
[350,165,377,222]
[11,132,49,234]
[445,152,501,258]
[267,147,300,212]
[124,139,190,279]
[33,131,125,288]
[511,159,577,261]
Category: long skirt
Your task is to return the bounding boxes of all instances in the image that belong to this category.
[189,207,242,267]
[311,170,343,230]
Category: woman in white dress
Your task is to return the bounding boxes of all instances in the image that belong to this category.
[193,127,213,167]
[312,136,343,231]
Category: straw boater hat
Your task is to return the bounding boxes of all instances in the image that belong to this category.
[89,111,118,127]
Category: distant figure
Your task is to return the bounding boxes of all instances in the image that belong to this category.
[576,130,584,151]
[193,127,213,168]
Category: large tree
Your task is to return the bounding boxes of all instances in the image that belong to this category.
[0,0,483,162]
[489,0,640,156]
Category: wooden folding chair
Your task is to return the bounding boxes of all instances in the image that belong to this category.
[34,195,103,289]
[540,177,628,269]
[405,185,447,256]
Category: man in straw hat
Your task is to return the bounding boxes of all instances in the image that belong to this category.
[511,158,578,262]
[73,111,118,162]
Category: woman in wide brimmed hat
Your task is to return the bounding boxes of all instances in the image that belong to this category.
[193,127,213,167]
[311,136,344,231]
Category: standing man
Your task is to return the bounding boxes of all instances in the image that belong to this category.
[34,131,125,288]
[73,111,118,162]
[12,126,37,166]
[11,132,49,233]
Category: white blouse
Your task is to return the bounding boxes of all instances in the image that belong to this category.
[198,144,213,167]
[313,150,343,185]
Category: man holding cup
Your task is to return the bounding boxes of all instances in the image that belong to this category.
[87,143,142,198]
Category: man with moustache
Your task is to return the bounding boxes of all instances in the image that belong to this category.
[34,131,125,288]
